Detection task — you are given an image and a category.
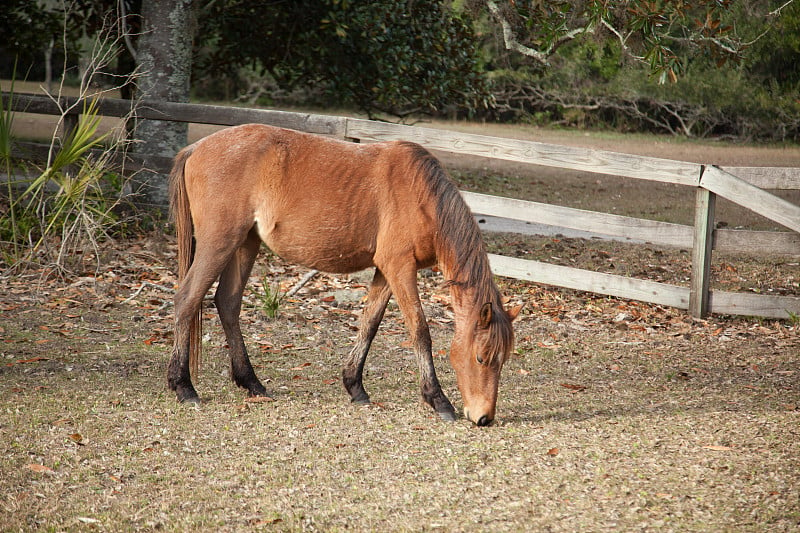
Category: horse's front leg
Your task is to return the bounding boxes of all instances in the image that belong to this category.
[343,269,393,405]
[384,265,456,422]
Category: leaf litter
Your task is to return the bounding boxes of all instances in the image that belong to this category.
[0,233,798,531]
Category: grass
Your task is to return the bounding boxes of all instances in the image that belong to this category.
[258,273,286,319]
[1,80,797,531]
[1,253,798,531]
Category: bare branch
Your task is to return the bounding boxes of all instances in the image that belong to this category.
[118,0,138,63]
[485,0,551,64]
[600,19,644,61]
[770,0,797,16]
[287,269,319,297]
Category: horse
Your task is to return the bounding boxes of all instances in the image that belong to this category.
[167,123,521,425]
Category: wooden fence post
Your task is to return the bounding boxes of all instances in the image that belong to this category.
[690,168,716,318]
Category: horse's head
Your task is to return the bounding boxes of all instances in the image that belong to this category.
[450,302,522,426]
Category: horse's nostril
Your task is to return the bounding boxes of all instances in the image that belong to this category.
[476,415,492,427]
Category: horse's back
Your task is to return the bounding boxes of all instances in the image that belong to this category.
[182,124,440,273]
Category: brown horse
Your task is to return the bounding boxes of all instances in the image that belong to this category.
[167,123,520,425]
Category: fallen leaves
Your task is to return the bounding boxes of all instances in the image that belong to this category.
[702,445,734,452]
[27,464,55,475]
[244,396,274,403]
[7,357,49,366]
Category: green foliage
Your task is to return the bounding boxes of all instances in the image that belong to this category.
[482,1,800,141]
[0,69,22,260]
[195,0,489,119]
[485,0,746,83]
[0,0,67,79]
[3,0,798,139]
[747,2,800,91]
[318,1,490,118]
[258,275,285,320]
[2,96,123,271]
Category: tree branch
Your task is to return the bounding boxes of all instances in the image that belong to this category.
[770,0,797,17]
[118,0,138,63]
[485,0,550,64]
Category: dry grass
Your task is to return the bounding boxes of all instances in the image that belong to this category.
[1,116,798,531]
[1,254,798,531]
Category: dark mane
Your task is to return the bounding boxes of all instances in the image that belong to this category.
[403,143,514,364]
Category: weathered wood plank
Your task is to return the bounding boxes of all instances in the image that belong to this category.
[463,191,693,247]
[4,93,348,137]
[11,141,173,174]
[690,187,716,317]
[465,191,800,255]
[700,166,800,233]
[489,255,800,319]
[133,99,348,136]
[721,167,800,190]
[346,118,703,186]
[714,228,800,256]
[487,254,690,309]
[709,291,800,320]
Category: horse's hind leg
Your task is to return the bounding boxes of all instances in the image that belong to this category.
[343,268,392,405]
[169,247,233,403]
[215,229,268,397]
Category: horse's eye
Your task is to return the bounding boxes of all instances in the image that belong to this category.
[476,353,485,365]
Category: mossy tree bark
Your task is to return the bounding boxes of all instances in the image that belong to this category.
[133,0,193,212]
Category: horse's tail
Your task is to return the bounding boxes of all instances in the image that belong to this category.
[169,146,202,377]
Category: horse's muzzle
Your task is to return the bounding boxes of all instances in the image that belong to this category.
[465,407,494,426]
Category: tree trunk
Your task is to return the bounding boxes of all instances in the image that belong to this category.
[133,0,193,211]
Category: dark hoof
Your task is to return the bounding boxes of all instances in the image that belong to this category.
[246,383,269,398]
[437,410,457,422]
[350,393,371,406]
[174,384,200,404]
[178,393,201,405]
[426,392,455,422]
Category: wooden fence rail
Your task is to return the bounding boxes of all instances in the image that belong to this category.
[4,92,799,319]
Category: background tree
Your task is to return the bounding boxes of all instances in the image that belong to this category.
[194,0,490,120]
[0,0,71,86]
[2,1,799,149]
[472,0,800,140]
[133,0,192,209]
[476,0,791,83]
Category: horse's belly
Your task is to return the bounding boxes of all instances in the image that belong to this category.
[256,218,376,274]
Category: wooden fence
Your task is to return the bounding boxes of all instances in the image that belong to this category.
[4,92,800,319]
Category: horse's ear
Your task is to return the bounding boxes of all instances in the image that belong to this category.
[506,303,524,322]
[478,302,493,328]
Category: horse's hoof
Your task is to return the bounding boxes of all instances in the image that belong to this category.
[175,385,200,404]
[178,394,201,405]
[351,397,371,406]
[437,410,457,422]
[247,384,269,398]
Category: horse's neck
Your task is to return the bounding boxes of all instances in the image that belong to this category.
[436,228,497,327]
[447,278,498,331]
[448,283,473,317]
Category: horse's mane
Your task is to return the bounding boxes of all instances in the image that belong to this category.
[402,142,514,364]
